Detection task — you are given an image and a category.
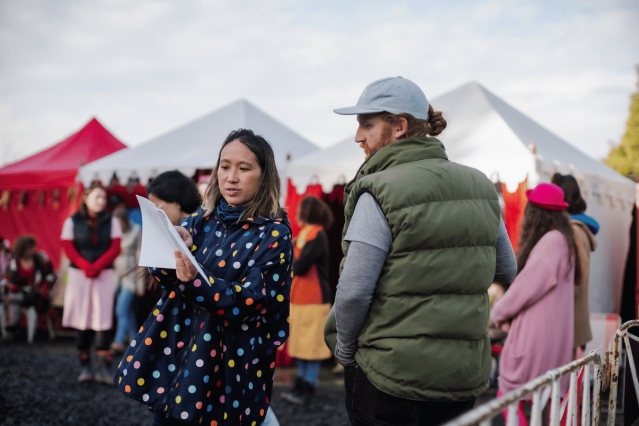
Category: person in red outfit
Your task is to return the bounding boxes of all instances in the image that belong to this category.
[61,185,122,383]
[3,235,56,342]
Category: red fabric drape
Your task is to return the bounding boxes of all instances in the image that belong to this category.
[108,182,148,209]
[502,179,528,253]
[0,187,80,269]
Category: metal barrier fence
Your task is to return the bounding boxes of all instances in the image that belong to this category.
[606,320,639,426]
[443,319,639,426]
[442,352,602,426]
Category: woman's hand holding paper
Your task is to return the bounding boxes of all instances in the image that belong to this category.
[175,250,198,282]
[175,226,193,248]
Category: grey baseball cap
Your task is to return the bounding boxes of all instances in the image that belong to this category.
[334,76,429,120]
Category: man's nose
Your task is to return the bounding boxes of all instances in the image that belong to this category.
[355,129,365,143]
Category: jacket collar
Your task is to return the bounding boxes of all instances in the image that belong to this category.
[346,137,448,195]
[210,211,291,232]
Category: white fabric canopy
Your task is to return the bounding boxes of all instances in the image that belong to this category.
[288,81,636,314]
[78,99,318,186]
[287,135,363,193]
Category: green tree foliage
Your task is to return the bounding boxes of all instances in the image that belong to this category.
[606,66,639,181]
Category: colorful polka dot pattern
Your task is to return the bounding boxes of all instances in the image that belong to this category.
[116,209,293,425]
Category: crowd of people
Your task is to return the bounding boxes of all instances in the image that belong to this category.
[0,76,606,426]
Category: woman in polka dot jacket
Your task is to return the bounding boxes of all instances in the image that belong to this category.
[116,129,293,426]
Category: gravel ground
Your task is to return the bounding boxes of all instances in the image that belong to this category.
[0,338,348,426]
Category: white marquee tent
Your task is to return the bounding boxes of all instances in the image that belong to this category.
[78,99,318,186]
[288,81,636,314]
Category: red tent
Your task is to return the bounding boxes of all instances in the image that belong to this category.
[0,118,126,268]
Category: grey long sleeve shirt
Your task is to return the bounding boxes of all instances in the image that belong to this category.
[334,193,517,366]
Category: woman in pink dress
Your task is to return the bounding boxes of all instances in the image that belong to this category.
[61,185,122,383]
[492,183,583,423]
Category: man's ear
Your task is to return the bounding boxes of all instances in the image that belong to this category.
[394,117,408,139]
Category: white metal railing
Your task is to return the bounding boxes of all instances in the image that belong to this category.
[443,319,639,426]
[442,351,602,426]
[605,320,639,426]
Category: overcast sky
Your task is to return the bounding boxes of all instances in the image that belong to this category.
[1,0,637,166]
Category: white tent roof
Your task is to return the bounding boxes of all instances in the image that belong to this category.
[290,81,633,197]
[288,81,636,314]
[78,99,318,185]
[287,135,362,193]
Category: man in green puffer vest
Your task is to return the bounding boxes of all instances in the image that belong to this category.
[324,77,517,426]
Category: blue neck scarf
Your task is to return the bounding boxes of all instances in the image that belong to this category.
[216,198,247,224]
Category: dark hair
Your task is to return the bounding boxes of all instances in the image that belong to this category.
[297,196,334,229]
[148,171,201,214]
[114,208,131,233]
[204,129,283,220]
[109,194,124,209]
[551,173,587,215]
[381,105,447,139]
[517,203,582,285]
[13,235,37,260]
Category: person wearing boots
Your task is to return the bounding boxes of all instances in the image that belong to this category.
[61,184,122,383]
[282,196,334,405]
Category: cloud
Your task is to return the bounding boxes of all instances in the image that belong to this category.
[0,0,637,165]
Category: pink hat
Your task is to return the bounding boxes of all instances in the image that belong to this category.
[526,183,569,211]
[198,175,210,184]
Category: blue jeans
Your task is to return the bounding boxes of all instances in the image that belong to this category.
[298,359,321,385]
[114,287,137,345]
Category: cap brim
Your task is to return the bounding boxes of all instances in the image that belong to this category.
[333,106,386,115]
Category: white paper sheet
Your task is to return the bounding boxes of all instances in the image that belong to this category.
[137,195,208,282]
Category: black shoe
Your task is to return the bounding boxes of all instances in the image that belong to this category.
[302,379,317,396]
[292,376,304,393]
[281,377,310,405]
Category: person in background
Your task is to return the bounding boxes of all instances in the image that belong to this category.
[148,170,201,226]
[3,235,56,342]
[138,170,202,321]
[116,129,293,426]
[492,183,582,425]
[197,174,209,203]
[551,173,597,357]
[282,196,334,405]
[61,185,122,383]
[111,208,145,354]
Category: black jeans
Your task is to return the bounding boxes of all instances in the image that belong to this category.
[344,365,476,426]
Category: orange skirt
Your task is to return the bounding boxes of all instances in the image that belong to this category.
[287,303,332,360]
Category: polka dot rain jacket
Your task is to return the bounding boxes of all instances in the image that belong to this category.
[115,209,293,425]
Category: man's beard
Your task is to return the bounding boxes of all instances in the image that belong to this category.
[364,124,394,159]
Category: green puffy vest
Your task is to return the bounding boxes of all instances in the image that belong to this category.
[324,137,501,401]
